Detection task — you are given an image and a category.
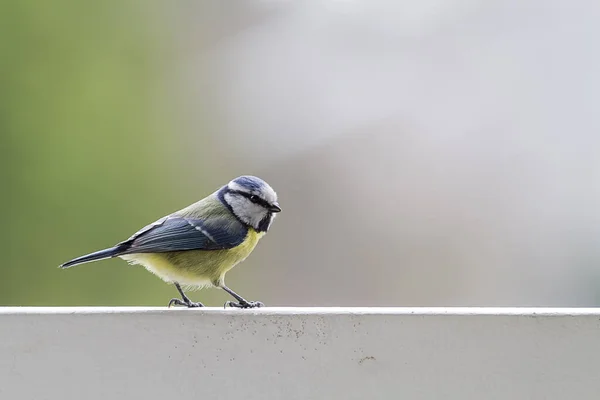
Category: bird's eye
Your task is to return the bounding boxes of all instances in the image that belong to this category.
[250,195,258,202]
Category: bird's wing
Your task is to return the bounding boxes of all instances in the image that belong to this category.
[119,215,247,254]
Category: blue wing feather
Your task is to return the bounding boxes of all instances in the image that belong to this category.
[121,215,247,253]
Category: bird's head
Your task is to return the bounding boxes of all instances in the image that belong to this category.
[220,176,281,232]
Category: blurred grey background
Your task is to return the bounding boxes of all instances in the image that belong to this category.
[3,1,600,306]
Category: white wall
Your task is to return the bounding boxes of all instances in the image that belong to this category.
[1,308,599,399]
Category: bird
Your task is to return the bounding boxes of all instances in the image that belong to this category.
[60,175,281,308]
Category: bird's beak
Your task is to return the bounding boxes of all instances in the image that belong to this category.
[269,202,282,213]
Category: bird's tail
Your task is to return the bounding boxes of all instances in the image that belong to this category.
[59,246,124,269]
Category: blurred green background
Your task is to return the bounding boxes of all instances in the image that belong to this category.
[1,1,217,305]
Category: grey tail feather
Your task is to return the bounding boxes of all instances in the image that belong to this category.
[59,246,125,269]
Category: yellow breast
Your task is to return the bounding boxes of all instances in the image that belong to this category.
[121,228,265,287]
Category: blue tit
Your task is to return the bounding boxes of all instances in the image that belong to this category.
[60,176,281,308]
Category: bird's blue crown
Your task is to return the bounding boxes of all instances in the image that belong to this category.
[231,176,267,192]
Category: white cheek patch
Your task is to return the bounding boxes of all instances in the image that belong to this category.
[224,193,269,229]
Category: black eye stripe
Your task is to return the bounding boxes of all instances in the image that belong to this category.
[229,190,272,209]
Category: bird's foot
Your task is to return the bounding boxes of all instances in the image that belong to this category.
[168,298,204,308]
[224,300,264,309]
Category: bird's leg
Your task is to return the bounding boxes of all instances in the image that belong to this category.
[221,285,264,309]
[168,282,204,308]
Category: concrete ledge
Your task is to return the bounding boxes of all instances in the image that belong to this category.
[1,308,599,399]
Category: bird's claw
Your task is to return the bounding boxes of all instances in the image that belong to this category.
[168,298,204,308]
[224,300,265,309]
